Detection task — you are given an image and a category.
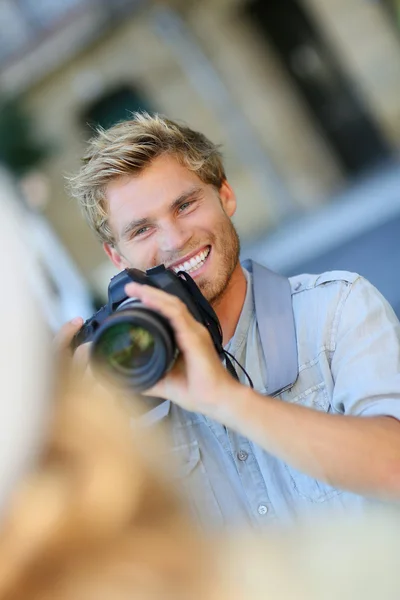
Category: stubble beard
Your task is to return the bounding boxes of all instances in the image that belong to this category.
[197,216,241,306]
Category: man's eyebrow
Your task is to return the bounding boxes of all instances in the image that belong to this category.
[120,216,150,240]
[120,186,203,240]
[169,186,203,211]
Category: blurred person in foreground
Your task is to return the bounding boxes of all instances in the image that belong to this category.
[61,112,400,528]
[0,190,209,600]
[3,189,400,600]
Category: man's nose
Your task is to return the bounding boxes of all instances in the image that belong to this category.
[158,223,191,253]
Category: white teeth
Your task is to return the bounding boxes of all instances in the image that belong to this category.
[188,258,205,273]
[172,247,210,274]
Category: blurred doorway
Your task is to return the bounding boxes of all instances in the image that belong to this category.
[245,0,392,176]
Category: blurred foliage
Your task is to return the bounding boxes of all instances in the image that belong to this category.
[382,0,400,28]
[0,97,49,176]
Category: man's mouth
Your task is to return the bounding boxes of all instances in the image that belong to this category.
[171,246,211,274]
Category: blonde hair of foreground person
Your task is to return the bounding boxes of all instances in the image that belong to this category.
[0,173,211,600]
[0,376,213,600]
[2,174,400,600]
[1,358,400,600]
[2,379,400,600]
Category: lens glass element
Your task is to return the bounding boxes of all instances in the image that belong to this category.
[95,323,155,373]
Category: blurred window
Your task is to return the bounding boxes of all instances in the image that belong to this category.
[0,0,88,63]
[18,0,86,30]
[0,0,31,61]
[81,85,153,131]
[0,0,143,65]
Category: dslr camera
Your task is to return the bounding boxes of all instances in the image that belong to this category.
[73,265,224,392]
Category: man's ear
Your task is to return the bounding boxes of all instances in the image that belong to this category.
[219,180,237,218]
[103,243,130,270]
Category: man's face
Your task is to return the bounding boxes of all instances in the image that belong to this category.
[104,155,240,304]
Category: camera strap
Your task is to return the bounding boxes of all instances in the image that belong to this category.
[178,272,254,388]
[223,350,254,388]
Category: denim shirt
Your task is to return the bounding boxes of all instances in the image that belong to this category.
[142,267,400,529]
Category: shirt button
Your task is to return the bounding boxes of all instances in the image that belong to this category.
[237,450,248,461]
[258,504,268,515]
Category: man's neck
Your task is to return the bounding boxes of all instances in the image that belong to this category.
[212,264,247,346]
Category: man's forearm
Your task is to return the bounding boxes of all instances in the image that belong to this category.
[217,385,400,500]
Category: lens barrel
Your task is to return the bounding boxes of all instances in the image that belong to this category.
[91,302,176,392]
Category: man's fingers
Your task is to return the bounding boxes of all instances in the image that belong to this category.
[73,342,92,373]
[53,317,84,354]
[124,283,208,349]
[125,283,202,325]
[125,283,195,324]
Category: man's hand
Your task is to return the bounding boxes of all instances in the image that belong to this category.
[53,317,93,381]
[124,282,241,418]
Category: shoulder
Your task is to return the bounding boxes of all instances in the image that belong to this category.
[287,271,399,354]
[288,271,387,323]
[289,270,361,295]
[288,271,366,352]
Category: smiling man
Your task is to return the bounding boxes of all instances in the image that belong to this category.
[63,112,400,528]
[103,153,244,343]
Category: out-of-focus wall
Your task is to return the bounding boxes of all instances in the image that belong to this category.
[304,0,400,146]
[1,0,400,297]
[181,0,344,204]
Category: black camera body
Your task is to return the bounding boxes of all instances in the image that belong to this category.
[73,265,224,392]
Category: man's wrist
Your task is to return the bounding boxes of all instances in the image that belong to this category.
[211,380,257,429]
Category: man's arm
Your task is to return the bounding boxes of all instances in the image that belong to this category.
[124,279,400,501]
[220,387,400,500]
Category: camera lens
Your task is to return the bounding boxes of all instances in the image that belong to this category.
[91,305,176,392]
[94,323,156,372]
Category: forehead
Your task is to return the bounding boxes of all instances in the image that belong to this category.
[106,155,204,232]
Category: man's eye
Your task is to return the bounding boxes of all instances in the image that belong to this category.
[135,226,150,237]
[178,201,192,212]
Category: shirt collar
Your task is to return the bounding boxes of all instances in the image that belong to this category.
[224,266,253,355]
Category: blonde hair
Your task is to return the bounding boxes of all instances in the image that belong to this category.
[0,375,209,600]
[67,112,226,246]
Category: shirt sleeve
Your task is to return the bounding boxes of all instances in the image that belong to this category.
[331,276,400,419]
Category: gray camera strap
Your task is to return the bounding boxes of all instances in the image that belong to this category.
[242,260,299,396]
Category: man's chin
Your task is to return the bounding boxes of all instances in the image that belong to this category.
[199,279,228,307]
[193,276,214,301]
[195,276,210,296]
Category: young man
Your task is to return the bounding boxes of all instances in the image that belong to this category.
[62,112,400,528]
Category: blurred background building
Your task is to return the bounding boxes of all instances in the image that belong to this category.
[1,0,400,325]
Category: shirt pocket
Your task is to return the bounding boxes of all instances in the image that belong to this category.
[278,369,342,503]
[278,358,330,411]
[168,440,225,529]
[283,463,343,504]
